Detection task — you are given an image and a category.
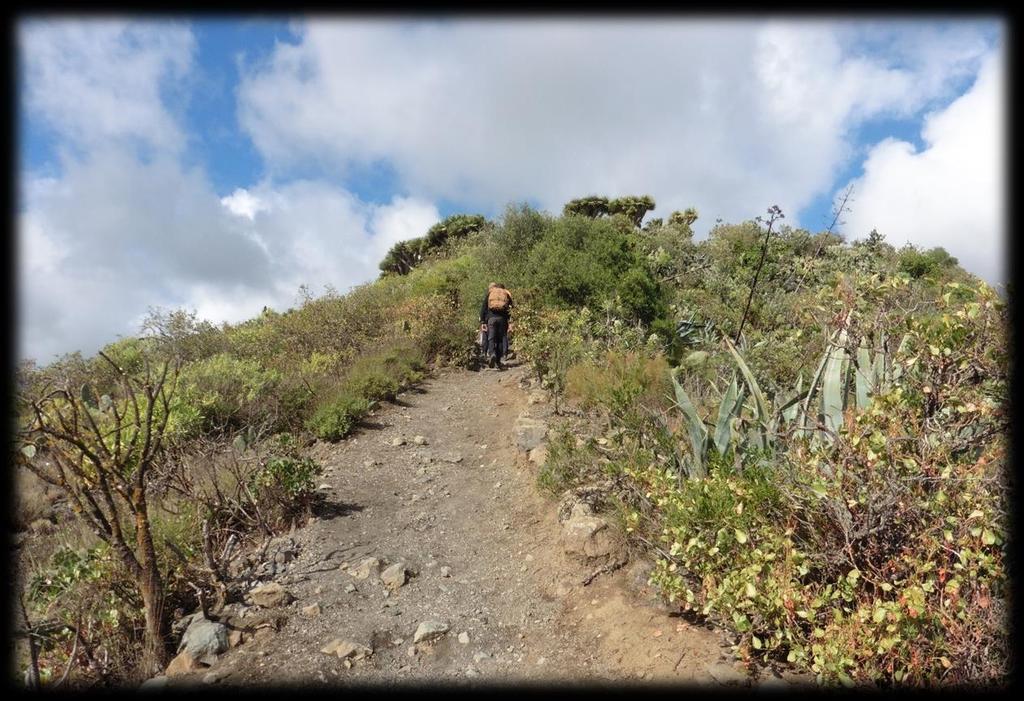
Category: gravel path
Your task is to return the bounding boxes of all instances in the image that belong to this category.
[164,361,743,687]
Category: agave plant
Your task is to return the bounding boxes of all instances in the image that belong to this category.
[669,340,806,477]
[791,328,908,442]
[668,326,905,477]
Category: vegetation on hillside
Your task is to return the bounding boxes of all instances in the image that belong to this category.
[12,194,1007,688]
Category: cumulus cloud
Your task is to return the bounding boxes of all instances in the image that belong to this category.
[18,149,273,362]
[836,49,1005,283]
[18,18,1003,362]
[19,19,195,154]
[19,160,440,363]
[218,181,440,305]
[17,21,440,363]
[237,20,993,230]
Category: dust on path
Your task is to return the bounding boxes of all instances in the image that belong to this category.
[175,362,732,686]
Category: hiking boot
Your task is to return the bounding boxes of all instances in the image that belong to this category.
[487,355,496,368]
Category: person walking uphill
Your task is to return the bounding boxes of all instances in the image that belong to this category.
[480,282,513,369]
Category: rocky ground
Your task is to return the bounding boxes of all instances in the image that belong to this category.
[145,361,813,689]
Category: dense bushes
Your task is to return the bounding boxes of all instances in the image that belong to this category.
[529,276,1007,687]
[14,193,1006,687]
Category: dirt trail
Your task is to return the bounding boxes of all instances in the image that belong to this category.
[167,362,743,687]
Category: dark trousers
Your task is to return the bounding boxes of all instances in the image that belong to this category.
[486,314,508,361]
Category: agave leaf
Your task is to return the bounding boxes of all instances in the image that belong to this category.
[777,386,808,421]
[670,369,707,478]
[724,338,771,440]
[782,373,804,423]
[855,342,872,410]
[822,332,848,434]
[714,375,743,457]
[873,347,886,391]
[799,329,837,436]
[232,434,248,453]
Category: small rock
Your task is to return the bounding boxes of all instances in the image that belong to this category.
[314,586,323,595]
[528,445,548,465]
[351,557,382,580]
[527,390,548,405]
[756,674,791,691]
[321,639,373,660]
[165,650,200,677]
[28,518,55,535]
[442,453,463,463]
[413,620,449,644]
[345,583,357,593]
[228,629,244,647]
[473,652,490,663]
[301,603,322,617]
[317,483,332,491]
[562,515,620,559]
[707,661,749,686]
[466,667,480,678]
[248,582,294,608]
[413,435,428,445]
[380,563,408,590]
[407,646,417,657]
[458,632,470,644]
[202,670,225,684]
[390,437,406,447]
[140,675,170,690]
[512,416,548,451]
[440,566,451,578]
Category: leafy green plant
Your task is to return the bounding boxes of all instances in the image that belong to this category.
[306,392,372,441]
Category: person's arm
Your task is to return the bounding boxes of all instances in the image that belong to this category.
[480,293,488,325]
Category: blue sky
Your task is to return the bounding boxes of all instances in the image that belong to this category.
[17,17,1005,363]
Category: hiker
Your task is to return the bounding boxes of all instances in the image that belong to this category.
[479,282,513,369]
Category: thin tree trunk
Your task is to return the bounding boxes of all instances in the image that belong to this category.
[135,491,169,672]
[19,592,41,690]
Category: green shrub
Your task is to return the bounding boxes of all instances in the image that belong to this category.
[306,392,372,441]
[174,353,282,434]
[898,245,959,281]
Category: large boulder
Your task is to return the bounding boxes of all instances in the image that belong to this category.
[179,615,229,663]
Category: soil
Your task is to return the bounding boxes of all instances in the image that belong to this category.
[160,361,786,688]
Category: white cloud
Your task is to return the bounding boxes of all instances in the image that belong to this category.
[237,20,994,231]
[19,156,441,363]
[219,181,440,303]
[18,19,1004,363]
[19,19,195,154]
[221,188,270,220]
[18,20,441,364]
[837,49,1005,283]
